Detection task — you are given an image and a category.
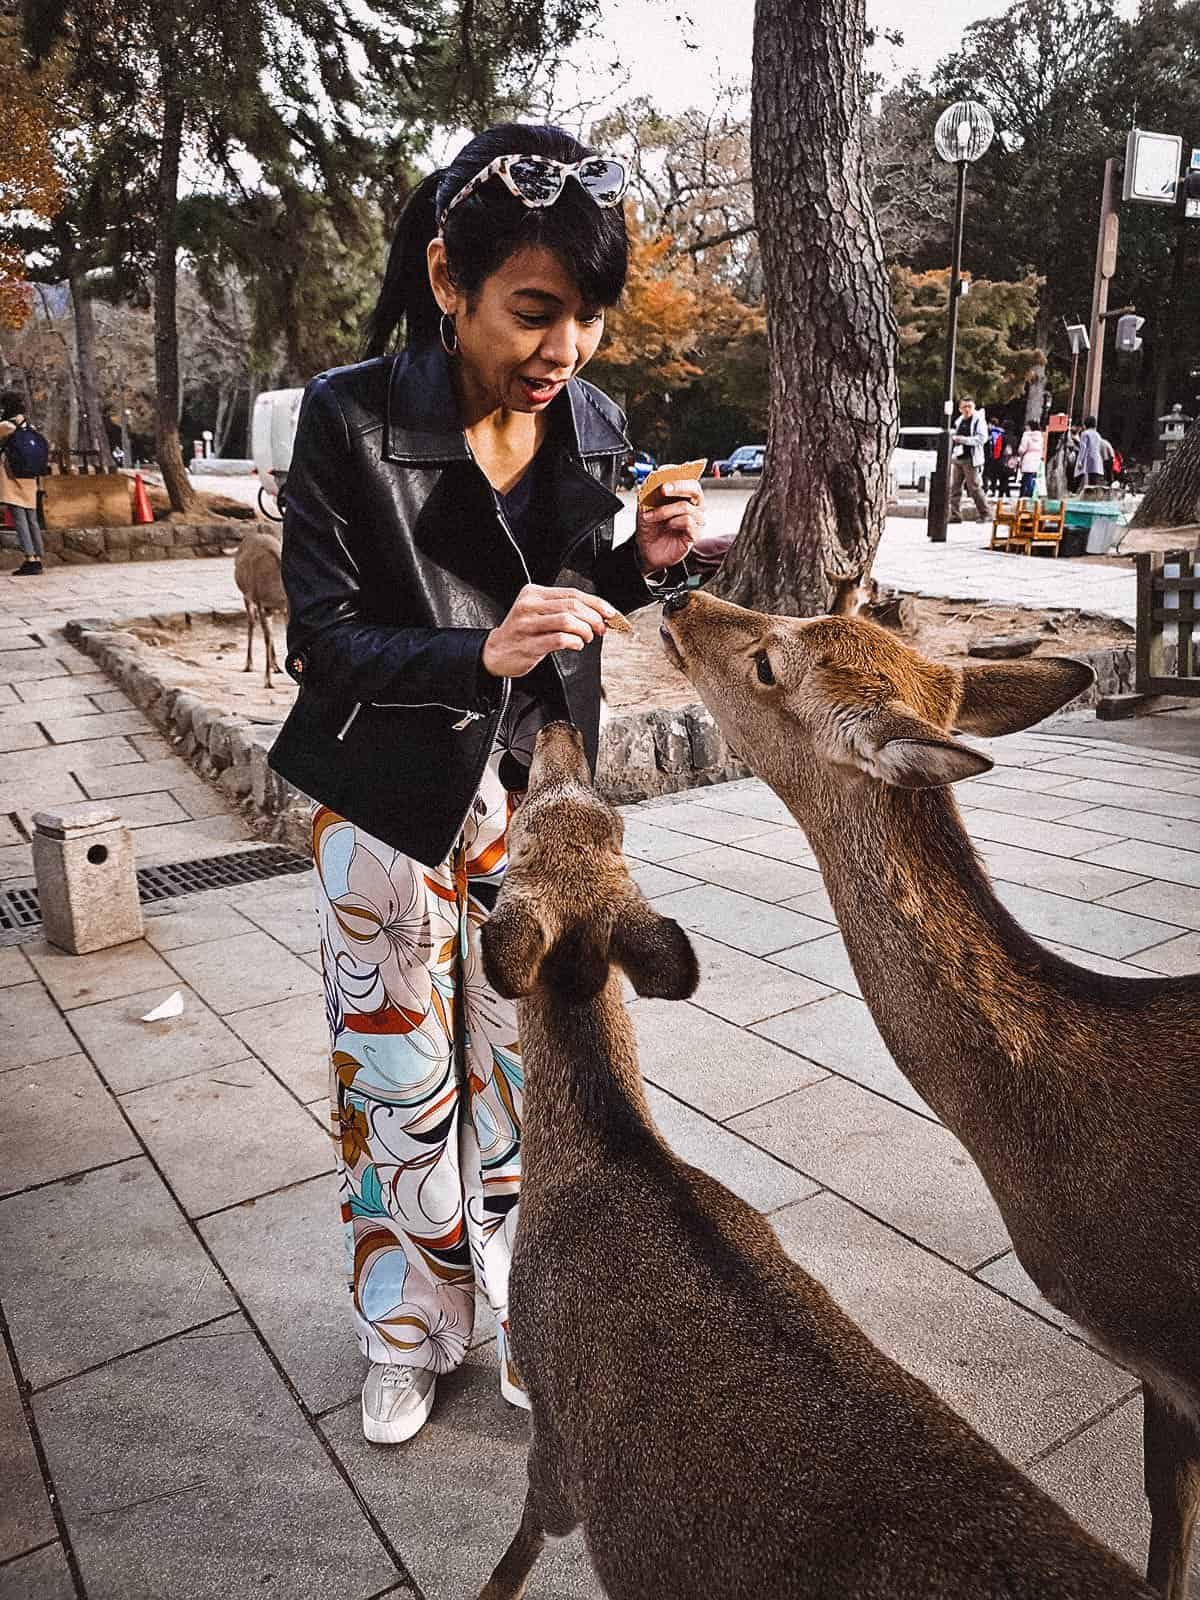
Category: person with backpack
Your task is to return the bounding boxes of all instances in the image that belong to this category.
[0,391,49,576]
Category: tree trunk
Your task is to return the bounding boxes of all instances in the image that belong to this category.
[69,270,114,471]
[710,0,897,615]
[1130,421,1200,530]
[152,84,200,514]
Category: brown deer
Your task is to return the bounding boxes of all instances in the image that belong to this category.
[476,719,1154,1600]
[233,527,287,687]
[660,587,1200,1599]
[825,564,881,617]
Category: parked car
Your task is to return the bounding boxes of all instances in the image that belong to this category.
[711,444,765,477]
[892,426,941,491]
[619,449,657,490]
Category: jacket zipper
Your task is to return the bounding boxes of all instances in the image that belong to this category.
[336,697,488,741]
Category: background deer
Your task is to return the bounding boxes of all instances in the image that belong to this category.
[475,719,1154,1600]
[233,526,287,687]
[661,587,1200,1599]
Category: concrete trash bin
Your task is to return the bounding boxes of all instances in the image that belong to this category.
[32,802,144,954]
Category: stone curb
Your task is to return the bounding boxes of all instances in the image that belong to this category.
[64,614,1136,848]
[2,521,242,566]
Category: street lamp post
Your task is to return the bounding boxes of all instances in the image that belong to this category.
[926,101,995,543]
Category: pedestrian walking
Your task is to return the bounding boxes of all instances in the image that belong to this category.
[948,396,990,523]
[270,123,704,1446]
[982,420,1005,495]
[1016,423,1044,499]
[0,391,49,576]
[1075,415,1105,488]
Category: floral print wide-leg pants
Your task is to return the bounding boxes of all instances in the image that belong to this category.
[312,753,524,1390]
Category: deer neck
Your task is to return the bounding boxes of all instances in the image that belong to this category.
[798,774,1061,1124]
[517,976,654,1175]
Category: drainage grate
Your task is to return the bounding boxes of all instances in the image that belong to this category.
[0,845,310,935]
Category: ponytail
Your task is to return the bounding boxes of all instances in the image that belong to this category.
[361,171,445,359]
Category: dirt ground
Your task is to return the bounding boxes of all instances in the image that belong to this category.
[123,597,1133,723]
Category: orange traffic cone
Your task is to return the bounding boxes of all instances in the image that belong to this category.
[130,472,153,525]
[712,463,721,479]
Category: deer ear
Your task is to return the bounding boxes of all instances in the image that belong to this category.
[856,705,993,789]
[956,657,1095,737]
[480,894,547,999]
[611,894,699,1000]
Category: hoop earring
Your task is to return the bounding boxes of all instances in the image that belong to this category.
[439,312,458,356]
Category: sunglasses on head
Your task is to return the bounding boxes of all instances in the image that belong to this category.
[438,153,630,231]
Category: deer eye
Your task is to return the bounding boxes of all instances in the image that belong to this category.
[754,651,775,686]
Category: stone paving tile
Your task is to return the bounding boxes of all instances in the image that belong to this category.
[975,1250,1077,1332]
[0,1158,234,1389]
[1065,805,1200,852]
[89,688,131,713]
[0,983,81,1072]
[0,693,101,724]
[992,881,1181,959]
[12,672,106,702]
[198,1173,359,1415]
[69,984,248,1095]
[34,1312,398,1600]
[685,931,829,1026]
[76,757,213,799]
[142,896,257,952]
[24,936,178,1011]
[649,881,830,957]
[167,929,321,1015]
[957,784,1099,823]
[223,992,330,1103]
[635,997,827,1120]
[1028,1396,1159,1575]
[644,1084,820,1214]
[961,809,1119,858]
[688,782,795,825]
[730,1076,1008,1269]
[99,789,191,829]
[975,840,1149,903]
[769,930,861,996]
[0,1342,55,1562]
[1047,776,1200,823]
[655,842,823,904]
[752,991,934,1119]
[39,708,151,745]
[0,720,48,753]
[0,945,31,987]
[726,824,819,866]
[1129,930,1200,976]
[780,883,837,923]
[0,1542,75,1600]
[1083,835,1200,890]
[633,800,781,845]
[169,774,239,820]
[0,1054,137,1195]
[121,1059,332,1216]
[239,880,321,954]
[0,812,23,845]
[0,841,32,877]
[0,650,67,683]
[1033,753,1200,795]
[127,814,255,863]
[1100,879,1200,931]
[957,764,1080,795]
[0,736,143,785]
[626,859,699,898]
[773,1192,1132,1463]
[1040,940,1163,978]
[617,814,712,864]
[128,732,172,760]
[320,1343,603,1600]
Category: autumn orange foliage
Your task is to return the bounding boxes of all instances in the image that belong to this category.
[0,26,66,329]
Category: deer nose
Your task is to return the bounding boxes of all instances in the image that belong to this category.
[662,589,690,617]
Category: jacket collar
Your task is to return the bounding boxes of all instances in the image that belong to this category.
[383,340,629,464]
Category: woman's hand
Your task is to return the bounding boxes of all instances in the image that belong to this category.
[482,584,618,678]
[635,479,705,573]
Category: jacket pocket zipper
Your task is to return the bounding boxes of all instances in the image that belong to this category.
[336,698,487,741]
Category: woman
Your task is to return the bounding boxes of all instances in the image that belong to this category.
[270,124,703,1446]
[1016,423,1043,499]
[0,391,46,576]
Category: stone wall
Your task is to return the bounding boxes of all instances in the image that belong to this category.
[3,521,239,565]
[66,614,1136,848]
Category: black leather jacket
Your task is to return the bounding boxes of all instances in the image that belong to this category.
[269,342,657,867]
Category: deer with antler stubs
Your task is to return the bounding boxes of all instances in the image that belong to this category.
[234,527,287,687]
[474,719,1155,1600]
[660,587,1200,1599]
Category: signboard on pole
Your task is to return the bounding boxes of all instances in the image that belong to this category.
[1123,129,1183,203]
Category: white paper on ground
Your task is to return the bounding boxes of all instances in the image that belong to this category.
[141,991,184,1022]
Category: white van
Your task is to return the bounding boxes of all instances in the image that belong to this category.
[251,388,305,518]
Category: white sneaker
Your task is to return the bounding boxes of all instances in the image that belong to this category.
[361,1362,436,1444]
[497,1329,532,1412]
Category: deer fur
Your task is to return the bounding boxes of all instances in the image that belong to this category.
[661,587,1200,1599]
[475,719,1155,1600]
[233,527,287,687]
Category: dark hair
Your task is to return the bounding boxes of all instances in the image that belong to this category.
[0,390,24,421]
[362,123,628,358]
[1084,415,1097,428]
